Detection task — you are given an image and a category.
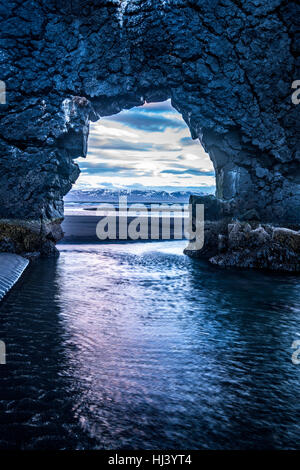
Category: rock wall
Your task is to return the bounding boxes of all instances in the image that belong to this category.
[0,0,299,255]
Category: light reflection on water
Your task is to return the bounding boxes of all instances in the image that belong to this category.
[0,241,300,449]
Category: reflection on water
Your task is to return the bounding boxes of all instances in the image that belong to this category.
[0,241,300,449]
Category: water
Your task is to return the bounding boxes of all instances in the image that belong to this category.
[0,241,300,449]
[64,201,189,217]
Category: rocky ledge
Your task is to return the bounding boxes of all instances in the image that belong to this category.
[185,221,300,273]
[0,219,62,258]
[184,194,300,272]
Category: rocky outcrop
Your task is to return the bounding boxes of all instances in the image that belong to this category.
[209,223,300,272]
[0,0,299,257]
[185,218,300,272]
[185,194,300,271]
[0,219,61,257]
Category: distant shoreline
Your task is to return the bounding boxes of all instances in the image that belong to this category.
[61,214,189,243]
[82,206,187,213]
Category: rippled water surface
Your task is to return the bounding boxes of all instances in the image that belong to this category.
[1,241,300,449]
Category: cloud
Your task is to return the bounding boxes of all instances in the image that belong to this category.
[106,111,186,132]
[80,161,154,178]
[88,139,154,152]
[91,124,138,139]
[74,100,216,191]
[81,162,132,174]
[88,139,182,153]
[176,153,202,162]
[180,136,198,146]
[160,168,215,176]
[135,101,174,113]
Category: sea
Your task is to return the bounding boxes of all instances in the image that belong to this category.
[0,203,300,449]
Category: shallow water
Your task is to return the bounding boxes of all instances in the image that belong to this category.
[0,241,300,449]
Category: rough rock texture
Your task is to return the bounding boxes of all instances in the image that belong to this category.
[0,0,299,256]
[184,194,300,271]
[209,222,300,272]
[0,219,61,257]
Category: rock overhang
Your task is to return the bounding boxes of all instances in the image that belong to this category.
[0,0,299,263]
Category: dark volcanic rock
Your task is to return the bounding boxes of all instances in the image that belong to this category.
[0,0,299,258]
[0,219,62,257]
[209,222,300,272]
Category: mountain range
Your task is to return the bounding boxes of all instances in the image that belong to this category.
[65,187,214,203]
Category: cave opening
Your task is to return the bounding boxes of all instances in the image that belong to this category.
[63,99,216,241]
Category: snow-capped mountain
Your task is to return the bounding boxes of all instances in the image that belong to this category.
[64,187,213,203]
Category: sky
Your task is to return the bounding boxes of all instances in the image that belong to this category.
[75,100,216,193]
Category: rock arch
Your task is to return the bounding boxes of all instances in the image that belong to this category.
[0,0,299,256]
